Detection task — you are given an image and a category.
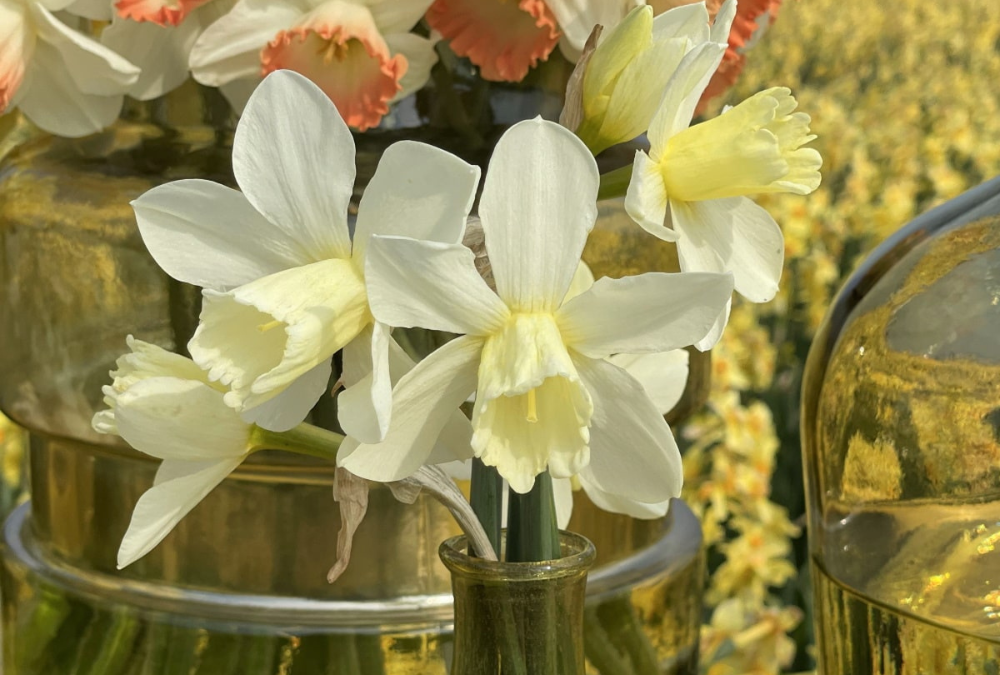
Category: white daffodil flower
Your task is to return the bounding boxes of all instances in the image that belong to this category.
[92,337,254,569]
[624,32,821,342]
[188,0,438,129]
[132,70,480,436]
[340,117,733,504]
[97,0,235,102]
[0,0,139,137]
[574,1,736,154]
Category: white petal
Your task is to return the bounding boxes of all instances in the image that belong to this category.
[672,196,783,303]
[574,354,681,503]
[189,0,301,86]
[93,337,210,433]
[652,2,709,42]
[113,336,210,387]
[133,179,308,291]
[557,271,734,357]
[339,331,474,459]
[548,0,639,52]
[581,478,671,519]
[553,477,574,529]
[624,149,677,242]
[100,13,201,101]
[424,408,475,465]
[385,32,437,101]
[337,323,391,443]
[695,297,730,351]
[352,140,480,263]
[479,118,598,312]
[609,350,689,415]
[563,261,595,302]
[117,456,244,568]
[240,358,332,432]
[339,335,482,482]
[190,258,369,411]
[365,0,434,34]
[31,3,139,95]
[710,0,737,44]
[115,377,251,460]
[233,70,355,261]
[365,236,509,335]
[17,41,123,138]
[647,40,726,151]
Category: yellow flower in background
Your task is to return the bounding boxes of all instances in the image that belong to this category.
[702,599,802,675]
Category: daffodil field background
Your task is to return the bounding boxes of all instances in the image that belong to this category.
[1,0,999,672]
[685,0,1000,671]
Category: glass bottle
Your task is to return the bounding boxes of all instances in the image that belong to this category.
[802,175,1000,673]
[440,532,595,675]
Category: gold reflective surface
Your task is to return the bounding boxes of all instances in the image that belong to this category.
[803,180,1000,672]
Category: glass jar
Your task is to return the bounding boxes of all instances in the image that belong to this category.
[0,74,705,673]
[441,531,596,675]
[802,175,1000,674]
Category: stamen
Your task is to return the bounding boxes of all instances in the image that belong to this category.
[257,319,284,333]
[526,388,538,424]
[316,29,350,64]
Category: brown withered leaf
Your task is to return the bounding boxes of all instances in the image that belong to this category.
[559,24,603,132]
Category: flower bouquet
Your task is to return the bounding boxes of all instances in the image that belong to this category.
[0,0,819,673]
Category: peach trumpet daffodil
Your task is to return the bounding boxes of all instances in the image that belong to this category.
[340,117,733,502]
[189,0,438,130]
[573,0,735,154]
[624,39,821,345]
[425,0,560,82]
[0,0,139,137]
[131,70,480,439]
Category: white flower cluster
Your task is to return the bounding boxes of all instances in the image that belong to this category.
[91,0,821,572]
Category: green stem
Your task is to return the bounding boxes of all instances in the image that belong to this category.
[249,423,343,461]
[16,587,75,673]
[470,458,503,556]
[72,610,141,675]
[598,164,634,201]
[505,472,560,563]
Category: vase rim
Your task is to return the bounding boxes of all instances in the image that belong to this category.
[439,531,596,581]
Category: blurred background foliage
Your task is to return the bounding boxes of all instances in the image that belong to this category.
[684,0,1000,672]
[0,0,999,672]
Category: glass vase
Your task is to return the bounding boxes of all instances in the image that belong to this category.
[802,175,1000,673]
[440,532,595,675]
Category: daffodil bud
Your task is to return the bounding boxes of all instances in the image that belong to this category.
[574,2,724,154]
